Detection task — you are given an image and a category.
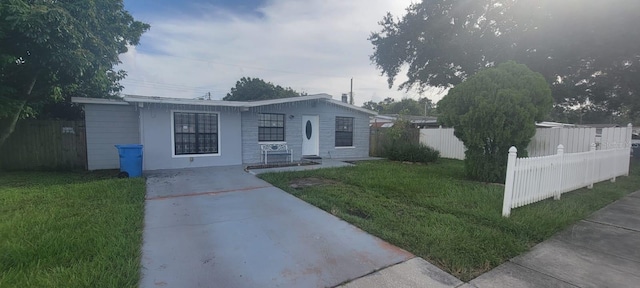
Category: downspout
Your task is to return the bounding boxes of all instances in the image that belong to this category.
[138,102,145,171]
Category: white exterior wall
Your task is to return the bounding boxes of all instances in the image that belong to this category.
[84,104,140,170]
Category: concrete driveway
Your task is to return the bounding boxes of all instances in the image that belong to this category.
[139,166,414,288]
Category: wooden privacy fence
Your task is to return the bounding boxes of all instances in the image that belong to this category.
[420,125,633,159]
[0,120,87,170]
[502,144,631,217]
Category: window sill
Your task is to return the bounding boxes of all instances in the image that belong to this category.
[259,141,286,144]
[335,146,356,149]
[172,153,220,158]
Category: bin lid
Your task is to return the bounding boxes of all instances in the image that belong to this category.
[115,144,143,149]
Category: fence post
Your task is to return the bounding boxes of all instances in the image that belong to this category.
[588,143,596,189]
[626,123,633,176]
[502,146,518,217]
[555,144,564,200]
[438,125,443,152]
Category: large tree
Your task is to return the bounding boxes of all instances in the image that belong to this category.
[362,97,434,116]
[223,77,302,101]
[0,0,149,148]
[369,0,640,123]
[438,61,553,183]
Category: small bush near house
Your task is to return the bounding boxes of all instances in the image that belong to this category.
[385,142,440,163]
[381,117,438,163]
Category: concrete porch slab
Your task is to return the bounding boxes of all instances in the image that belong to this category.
[144,165,269,199]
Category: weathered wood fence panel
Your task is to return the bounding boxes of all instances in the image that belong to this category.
[0,120,87,170]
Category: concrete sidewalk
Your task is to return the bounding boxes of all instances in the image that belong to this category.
[470,190,640,288]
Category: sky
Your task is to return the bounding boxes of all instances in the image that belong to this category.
[118,0,444,106]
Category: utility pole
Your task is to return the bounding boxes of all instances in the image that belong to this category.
[349,78,354,105]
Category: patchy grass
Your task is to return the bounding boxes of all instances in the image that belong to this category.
[0,170,145,288]
[260,159,640,281]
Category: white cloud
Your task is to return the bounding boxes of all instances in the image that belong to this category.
[118,0,445,105]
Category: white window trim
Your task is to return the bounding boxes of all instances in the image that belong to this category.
[259,141,287,144]
[170,109,221,158]
[335,146,356,149]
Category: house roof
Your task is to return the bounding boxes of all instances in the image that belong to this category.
[535,121,578,128]
[371,114,438,124]
[72,94,377,115]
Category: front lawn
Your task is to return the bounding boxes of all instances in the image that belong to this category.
[0,171,145,288]
[260,159,640,281]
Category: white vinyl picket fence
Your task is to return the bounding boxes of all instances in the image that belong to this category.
[502,144,632,217]
[420,125,632,159]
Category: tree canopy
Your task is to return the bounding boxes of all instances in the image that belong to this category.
[362,97,434,116]
[438,61,552,182]
[223,77,302,101]
[369,0,640,123]
[0,0,149,147]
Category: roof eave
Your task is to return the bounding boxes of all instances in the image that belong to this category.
[71,97,129,105]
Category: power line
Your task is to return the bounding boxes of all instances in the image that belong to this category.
[132,47,352,79]
[120,79,227,94]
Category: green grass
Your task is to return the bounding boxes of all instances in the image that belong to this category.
[259,159,640,281]
[0,170,145,288]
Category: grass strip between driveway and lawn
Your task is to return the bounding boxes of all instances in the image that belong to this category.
[0,170,145,288]
[259,159,640,281]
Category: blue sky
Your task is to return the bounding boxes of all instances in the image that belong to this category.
[117,0,441,105]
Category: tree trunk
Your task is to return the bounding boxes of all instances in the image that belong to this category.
[0,100,27,149]
[0,73,38,149]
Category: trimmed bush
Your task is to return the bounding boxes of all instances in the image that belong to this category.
[438,61,553,183]
[384,142,440,163]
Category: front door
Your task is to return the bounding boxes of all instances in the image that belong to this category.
[302,115,319,156]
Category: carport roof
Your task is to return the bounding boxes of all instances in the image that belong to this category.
[72,94,377,115]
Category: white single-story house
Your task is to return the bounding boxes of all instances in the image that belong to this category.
[72,94,376,171]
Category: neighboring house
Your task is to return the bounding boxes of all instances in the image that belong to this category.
[370,114,439,128]
[535,121,578,128]
[72,94,376,171]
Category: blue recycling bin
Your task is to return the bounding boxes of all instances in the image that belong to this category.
[115,144,143,178]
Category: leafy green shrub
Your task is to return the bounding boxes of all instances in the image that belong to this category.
[438,61,553,183]
[384,142,440,163]
[381,118,440,163]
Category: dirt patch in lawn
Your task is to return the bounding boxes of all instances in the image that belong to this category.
[289,177,338,189]
[246,161,319,170]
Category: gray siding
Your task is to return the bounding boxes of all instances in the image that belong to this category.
[140,104,243,170]
[241,100,370,164]
[85,104,140,170]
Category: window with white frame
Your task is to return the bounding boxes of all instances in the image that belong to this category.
[258,113,285,142]
[335,116,354,147]
[174,112,218,155]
